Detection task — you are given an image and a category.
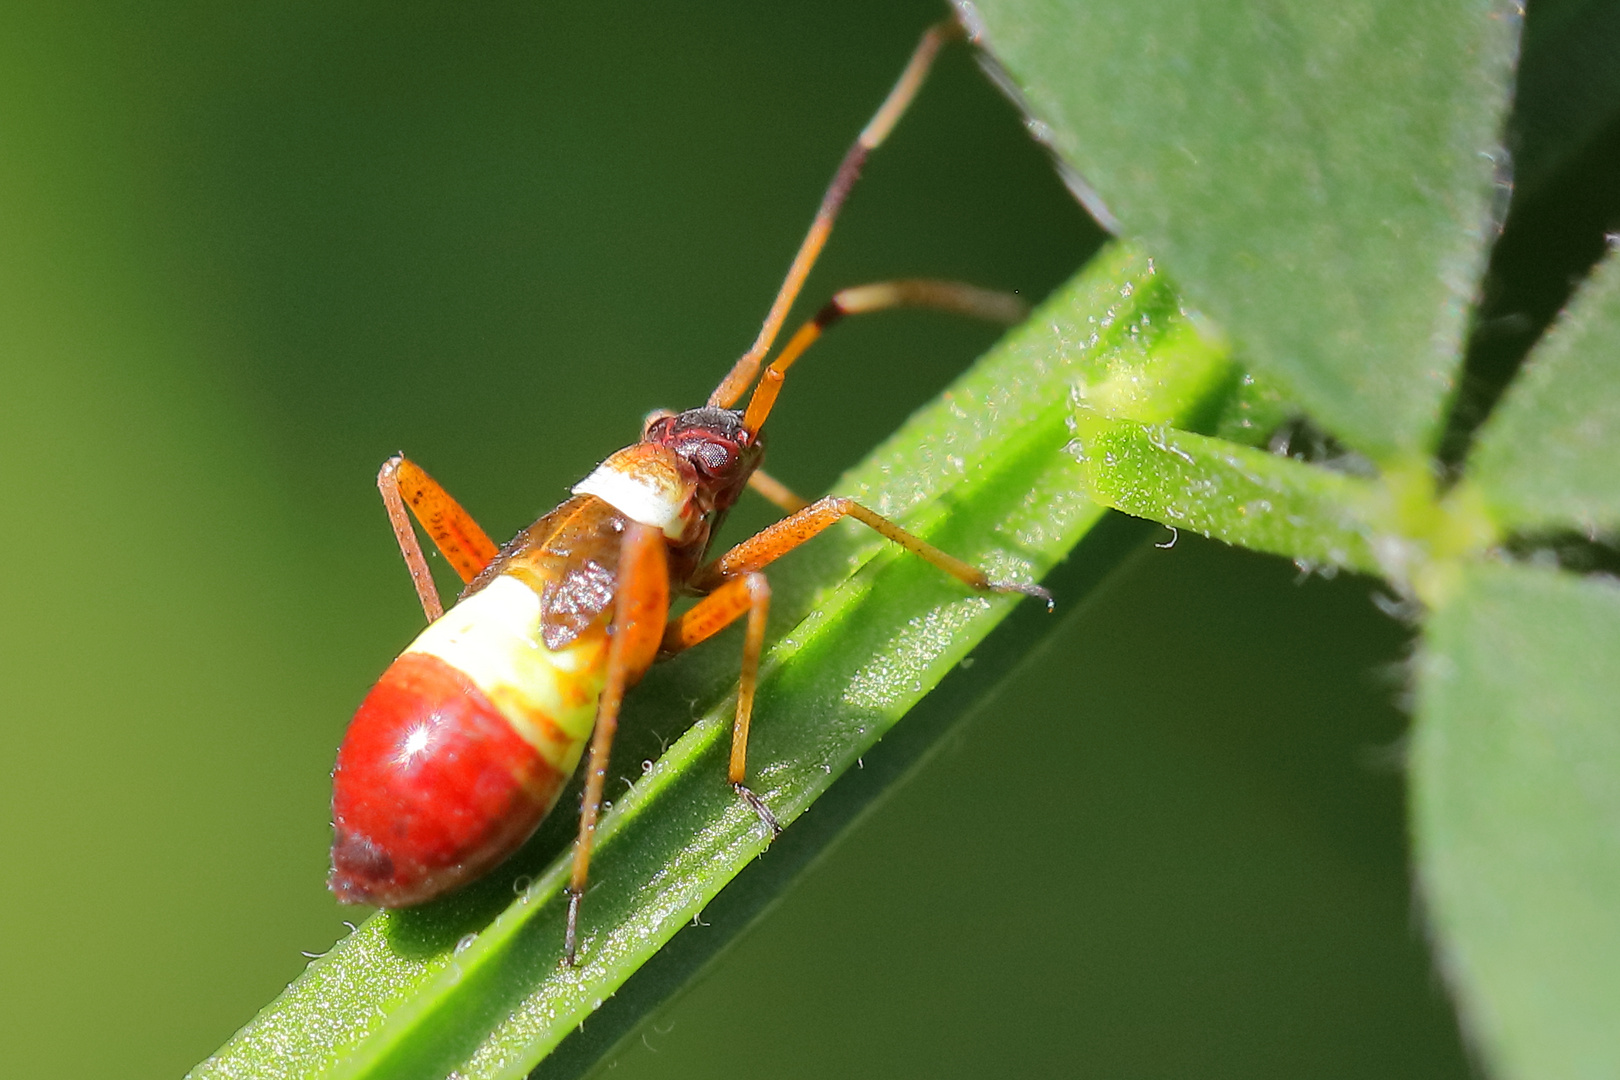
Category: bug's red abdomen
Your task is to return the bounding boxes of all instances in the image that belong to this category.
[330,651,565,906]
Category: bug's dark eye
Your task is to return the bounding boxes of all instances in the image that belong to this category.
[689,439,734,474]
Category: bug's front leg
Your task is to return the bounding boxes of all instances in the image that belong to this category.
[696,495,1053,607]
[661,574,779,833]
[667,494,1053,835]
[745,468,810,514]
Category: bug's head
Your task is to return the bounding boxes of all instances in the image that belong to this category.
[642,405,764,513]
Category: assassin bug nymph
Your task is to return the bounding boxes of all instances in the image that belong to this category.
[328,17,1051,965]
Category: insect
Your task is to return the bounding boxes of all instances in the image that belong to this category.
[326,17,1050,965]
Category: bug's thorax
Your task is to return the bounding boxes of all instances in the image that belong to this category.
[451,405,764,652]
[571,405,765,574]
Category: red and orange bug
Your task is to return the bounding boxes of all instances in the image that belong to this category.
[327,17,1051,965]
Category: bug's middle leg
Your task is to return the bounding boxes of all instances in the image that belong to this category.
[661,574,779,833]
[377,454,501,621]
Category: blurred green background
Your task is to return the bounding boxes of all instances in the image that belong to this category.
[0,1,1472,1076]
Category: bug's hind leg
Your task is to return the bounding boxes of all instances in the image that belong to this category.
[563,521,670,966]
[661,573,779,833]
[377,455,501,621]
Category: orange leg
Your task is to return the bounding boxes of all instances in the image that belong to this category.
[741,280,1027,434]
[564,521,670,966]
[708,18,964,409]
[377,455,501,622]
[661,574,779,833]
[746,468,810,514]
[696,495,1053,607]
[670,495,1049,834]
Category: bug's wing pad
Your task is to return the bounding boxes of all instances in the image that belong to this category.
[540,559,616,651]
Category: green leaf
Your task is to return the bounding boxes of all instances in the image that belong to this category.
[965,0,1519,461]
[1468,250,1620,536]
[188,243,1233,1080]
[1065,411,1386,574]
[1412,563,1620,1080]
[1210,368,1299,448]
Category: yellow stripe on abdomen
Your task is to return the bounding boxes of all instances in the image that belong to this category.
[403,574,606,776]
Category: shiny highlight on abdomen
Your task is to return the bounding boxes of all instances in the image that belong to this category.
[330,651,567,905]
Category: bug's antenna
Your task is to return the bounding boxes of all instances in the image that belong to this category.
[708,17,964,409]
[740,280,1026,435]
